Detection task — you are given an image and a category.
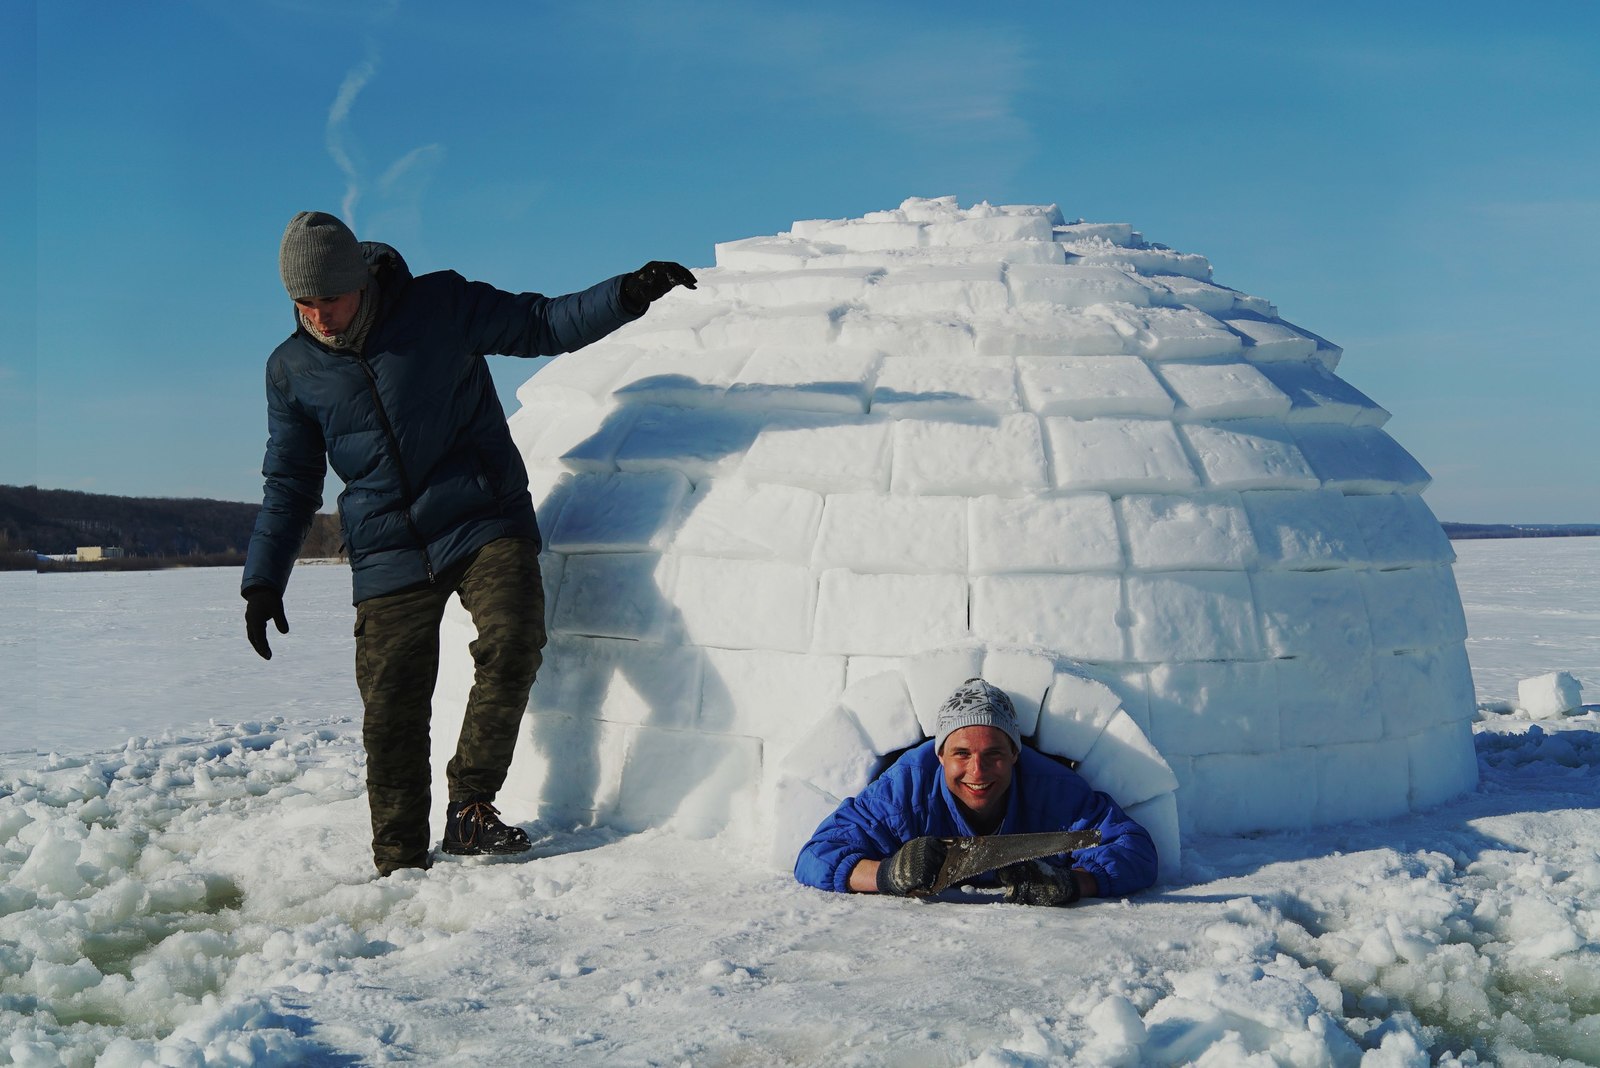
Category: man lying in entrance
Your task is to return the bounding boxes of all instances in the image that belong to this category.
[794,678,1158,904]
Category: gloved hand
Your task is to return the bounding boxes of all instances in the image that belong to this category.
[244,586,289,660]
[996,858,1082,907]
[875,836,949,896]
[621,260,697,312]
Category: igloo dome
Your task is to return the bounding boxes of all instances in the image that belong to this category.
[430,196,1478,879]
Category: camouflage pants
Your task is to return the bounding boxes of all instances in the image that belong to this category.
[353,537,545,874]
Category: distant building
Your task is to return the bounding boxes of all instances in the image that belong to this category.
[76,546,125,561]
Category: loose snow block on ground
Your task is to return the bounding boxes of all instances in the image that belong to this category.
[738,412,894,493]
[1373,645,1477,737]
[891,414,1049,496]
[1345,494,1455,568]
[1406,719,1479,807]
[863,265,1009,317]
[901,646,986,736]
[1118,492,1258,571]
[1254,361,1389,427]
[1034,668,1127,759]
[664,478,823,562]
[669,556,816,653]
[1045,417,1201,493]
[544,470,692,553]
[967,493,1124,574]
[698,647,846,751]
[722,346,880,414]
[1290,425,1432,493]
[1144,661,1280,758]
[614,727,762,837]
[1016,355,1176,419]
[1517,671,1584,718]
[971,575,1125,661]
[1179,420,1319,491]
[812,570,969,656]
[1360,567,1470,652]
[1155,361,1292,421]
[550,553,675,642]
[840,670,923,755]
[871,355,1021,419]
[1126,572,1262,662]
[1243,489,1369,571]
[812,493,967,573]
[1188,747,1318,834]
[1005,264,1155,308]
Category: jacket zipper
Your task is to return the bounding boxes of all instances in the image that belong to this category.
[355,354,437,584]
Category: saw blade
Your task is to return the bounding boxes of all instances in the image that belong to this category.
[923,829,1102,895]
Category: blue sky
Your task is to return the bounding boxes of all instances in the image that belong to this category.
[5,0,1597,522]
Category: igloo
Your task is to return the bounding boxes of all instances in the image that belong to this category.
[430,197,1479,881]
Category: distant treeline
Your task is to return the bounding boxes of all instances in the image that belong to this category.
[1441,522,1600,540]
[0,485,344,570]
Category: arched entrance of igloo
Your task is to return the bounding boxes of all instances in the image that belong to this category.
[771,644,1182,884]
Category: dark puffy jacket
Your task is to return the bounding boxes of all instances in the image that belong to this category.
[794,741,1158,897]
[242,242,639,604]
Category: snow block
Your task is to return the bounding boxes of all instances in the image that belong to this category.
[925,214,1056,246]
[538,551,565,619]
[550,553,675,642]
[1374,645,1477,737]
[845,654,906,690]
[812,570,969,657]
[1075,709,1180,809]
[1125,572,1262,662]
[1242,489,1369,571]
[1406,720,1479,808]
[1005,264,1155,308]
[607,302,717,350]
[769,775,843,872]
[698,307,840,352]
[1290,425,1432,494]
[698,647,846,749]
[1154,361,1292,421]
[1045,417,1201,493]
[614,727,762,837]
[739,412,894,494]
[871,355,1022,419]
[1314,739,1409,825]
[891,414,1049,497]
[824,219,926,252]
[1179,419,1319,490]
[1035,668,1128,760]
[669,556,816,653]
[530,635,704,729]
[607,348,749,408]
[1345,494,1455,569]
[971,574,1125,661]
[1188,748,1317,834]
[1253,361,1389,427]
[1124,792,1182,885]
[864,265,1010,317]
[1146,274,1253,315]
[1145,661,1280,758]
[901,646,986,737]
[1517,671,1584,719]
[1067,246,1212,281]
[973,305,1127,357]
[665,478,824,562]
[706,266,879,306]
[979,649,1057,736]
[527,405,640,472]
[968,492,1124,575]
[813,493,967,573]
[517,346,638,409]
[1274,651,1383,747]
[1088,305,1243,361]
[840,670,924,755]
[723,346,880,415]
[544,470,692,554]
[1054,222,1135,246]
[776,705,879,802]
[1016,355,1176,419]
[714,234,825,270]
[1118,492,1258,571]
[1252,570,1373,660]
[514,711,628,819]
[837,311,977,360]
[612,405,766,481]
[1359,567,1469,652]
[1224,315,1319,362]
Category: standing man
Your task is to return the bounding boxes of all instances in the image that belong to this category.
[242,211,694,876]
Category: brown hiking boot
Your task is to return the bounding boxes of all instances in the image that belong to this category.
[441,799,532,856]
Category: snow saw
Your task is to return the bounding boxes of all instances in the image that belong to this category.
[916,829,1102,896]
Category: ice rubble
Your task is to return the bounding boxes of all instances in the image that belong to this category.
[432,196,1479,869]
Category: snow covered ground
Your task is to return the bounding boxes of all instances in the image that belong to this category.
[1,538,1596,1066]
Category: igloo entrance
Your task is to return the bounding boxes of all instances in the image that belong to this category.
[428,196,1480,871]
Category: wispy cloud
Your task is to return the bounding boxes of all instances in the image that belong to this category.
[326,55,378,226]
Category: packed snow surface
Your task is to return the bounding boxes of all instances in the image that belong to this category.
[1,537,1596,1065]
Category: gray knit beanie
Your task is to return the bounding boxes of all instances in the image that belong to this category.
[279,211,370,299]
[935,678,1021,754]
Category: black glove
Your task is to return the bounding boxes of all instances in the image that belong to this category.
[997,859,1082,907]
[620,260,697,312]
[244,587,289,660]
[875,836,948,896]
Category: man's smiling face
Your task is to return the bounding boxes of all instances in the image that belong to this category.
[937,725,1018,825]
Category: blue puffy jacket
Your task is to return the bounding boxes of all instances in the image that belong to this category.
[795,741,1158,897]
[242,242,639,604]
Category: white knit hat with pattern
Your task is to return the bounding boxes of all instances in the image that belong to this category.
[935,678,1021,753]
